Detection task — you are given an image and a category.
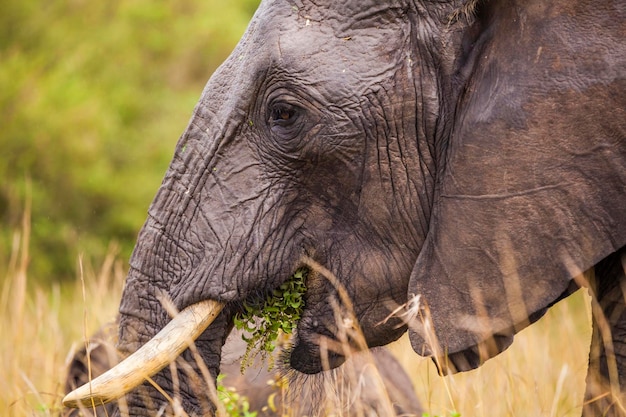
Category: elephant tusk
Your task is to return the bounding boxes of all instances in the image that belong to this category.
[62,299,224,408]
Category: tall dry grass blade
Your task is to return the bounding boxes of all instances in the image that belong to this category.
[9,187,31,347]
[19,371,48,417]
[574,269,626,414]
[0,186,33,416]
[550,364,569,417]
[77,254,99,416]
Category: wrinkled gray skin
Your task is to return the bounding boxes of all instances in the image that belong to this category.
[109,0,625,415]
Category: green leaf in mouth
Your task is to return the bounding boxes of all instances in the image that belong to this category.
[233,268,308,372]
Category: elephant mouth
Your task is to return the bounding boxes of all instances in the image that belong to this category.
[289,336,347,374]
[233,264,351,374]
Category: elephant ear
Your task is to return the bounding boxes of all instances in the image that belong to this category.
[408,2,626,372]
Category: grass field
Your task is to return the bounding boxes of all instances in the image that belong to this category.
[1,210,125,417]
[1,212,592,416]
[391,291,591,417]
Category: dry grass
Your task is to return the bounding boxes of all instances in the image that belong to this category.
[1,208,592,417]
[390,290,591,417]
[1,207,125,417]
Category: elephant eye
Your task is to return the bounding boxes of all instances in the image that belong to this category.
[274,107,294,121]
[269,103,298,127]
[266,98,308,146]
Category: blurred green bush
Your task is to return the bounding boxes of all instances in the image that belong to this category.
[0,0,260,282]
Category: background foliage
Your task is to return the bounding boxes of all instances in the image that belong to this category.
[0,0,260,282]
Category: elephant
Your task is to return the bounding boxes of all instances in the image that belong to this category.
[64,322,119,417]
[64,322,423,416]
[63,0,626,416]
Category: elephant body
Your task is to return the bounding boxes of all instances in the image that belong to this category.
[63,0,625,415]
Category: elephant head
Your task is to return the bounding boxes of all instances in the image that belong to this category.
[64,0,626,415]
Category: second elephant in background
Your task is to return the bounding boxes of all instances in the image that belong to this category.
[65,323,423,417]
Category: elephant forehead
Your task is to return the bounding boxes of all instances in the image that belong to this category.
[246,1,412,96]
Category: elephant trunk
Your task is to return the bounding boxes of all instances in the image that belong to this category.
[63,209,237,415]
[116,248,236,416]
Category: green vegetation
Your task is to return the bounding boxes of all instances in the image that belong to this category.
[217,375,258,417]
[0,0,260,282]
[233,268,308,371]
